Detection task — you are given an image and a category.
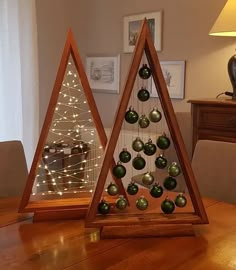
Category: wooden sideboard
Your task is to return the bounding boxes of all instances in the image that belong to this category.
[188,99,236,151]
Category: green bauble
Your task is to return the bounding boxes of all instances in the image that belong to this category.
[175,193,187,208]
[137,87,150,102]
[107,182,119,196]
[139,64,152,79]
[119,148,131,163]
[155,154,167,169]
[168,162,181,177]
[149,108,162,123]
[125,107,139,124]
[116,195,128,210]
[139,115,150,129]
[156,134,171,150]
[127,182,139,195]
[161,198,175,214]
[163,176,177,190]
[132,137,144,152]
[132,154,146,170]
[143,139,157,156]
[98,200,110,215]
[112,162,126,178]
[150,183,163,198]
[142,172,154,185]
[136,196,149,210]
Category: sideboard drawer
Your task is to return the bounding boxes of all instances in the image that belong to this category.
[198,107,236,132]
[188,99,236,151]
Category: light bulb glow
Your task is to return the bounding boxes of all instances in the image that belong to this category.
[33,57,104,197]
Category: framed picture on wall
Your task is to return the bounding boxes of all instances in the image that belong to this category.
[151,61,185,99]
[86,55,120,94]
[123,11,162,53]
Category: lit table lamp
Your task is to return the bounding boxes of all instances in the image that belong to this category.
[209,0,236,99]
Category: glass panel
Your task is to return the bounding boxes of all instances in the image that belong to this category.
[30,56,103,201]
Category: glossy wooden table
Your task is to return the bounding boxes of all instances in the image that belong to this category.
[0,197,236,270]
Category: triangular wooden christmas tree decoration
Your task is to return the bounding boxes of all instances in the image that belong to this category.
[19,29,127,221]
[85,19,208,237]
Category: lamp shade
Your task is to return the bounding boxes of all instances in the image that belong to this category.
[209,0,236,36]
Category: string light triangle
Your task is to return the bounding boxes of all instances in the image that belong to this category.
[85,19,208,237]
[19,29,127,219]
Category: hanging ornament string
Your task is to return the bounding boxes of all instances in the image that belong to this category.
[147,54,152,174]
[137,67,140,139]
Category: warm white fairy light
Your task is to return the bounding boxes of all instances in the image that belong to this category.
[33,57,104,197]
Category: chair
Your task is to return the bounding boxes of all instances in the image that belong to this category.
[192,140,236,204]
[0,141,28,197]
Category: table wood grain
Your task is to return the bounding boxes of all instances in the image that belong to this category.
[0,197,32,228]
[0,197,236,270]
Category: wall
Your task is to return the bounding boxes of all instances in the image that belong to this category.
[35,0,89,129]
[36,0,234,129]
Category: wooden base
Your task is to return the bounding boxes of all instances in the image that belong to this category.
[32,196,119,222]
[23,197,91,212]
[33,207,87,222]
[101,224,195,238]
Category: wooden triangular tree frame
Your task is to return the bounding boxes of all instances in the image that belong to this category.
[85,19,208,235]
[19,29,127,220]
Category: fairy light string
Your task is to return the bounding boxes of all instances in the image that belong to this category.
[32,57,103,197]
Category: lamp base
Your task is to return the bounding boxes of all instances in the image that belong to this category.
[228,54,236,100]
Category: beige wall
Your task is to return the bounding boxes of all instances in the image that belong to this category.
[36,0,233,129]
